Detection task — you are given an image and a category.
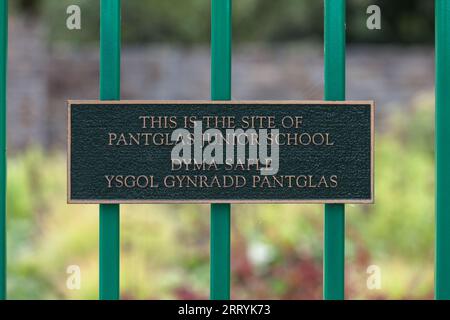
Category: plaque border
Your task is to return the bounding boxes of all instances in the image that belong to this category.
[67,100,375,204]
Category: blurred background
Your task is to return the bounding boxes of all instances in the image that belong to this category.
[6,0,435,299]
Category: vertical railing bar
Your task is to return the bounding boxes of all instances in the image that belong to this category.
[435,0,450,300]
[99,0,121,300]
[323,0,346,300]
[0,0,7,301]
[210,0,232,300]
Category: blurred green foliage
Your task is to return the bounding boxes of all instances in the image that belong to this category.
[5,93,435,299]
[11,0,435,45]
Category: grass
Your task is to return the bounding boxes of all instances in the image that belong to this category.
[5,93,435,299]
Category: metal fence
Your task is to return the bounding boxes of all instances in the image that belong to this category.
[0,0,449,300]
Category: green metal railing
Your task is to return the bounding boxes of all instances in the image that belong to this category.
[0,0,449,300]
[99,0,121,300]
[0,0,7,301]
[435,0,450,300]
[210,0,232,300]
[324,0,346,300]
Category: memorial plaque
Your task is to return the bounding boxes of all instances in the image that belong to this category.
[68,100,374,203]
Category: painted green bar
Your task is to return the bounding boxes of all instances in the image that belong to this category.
[323,204,345,299]
[99,204,120,300]
[210,0,231,300]
[210,203,231,299]
[323,0,346,300]
[211,0,232,100]
[435,0,450,300]
[0,0,7,301]
[99,0,121,300]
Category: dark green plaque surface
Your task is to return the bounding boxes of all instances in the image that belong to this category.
[68,101,374,204]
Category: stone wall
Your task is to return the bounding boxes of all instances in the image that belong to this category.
[6,17,435,152]
[8,16,48,151]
